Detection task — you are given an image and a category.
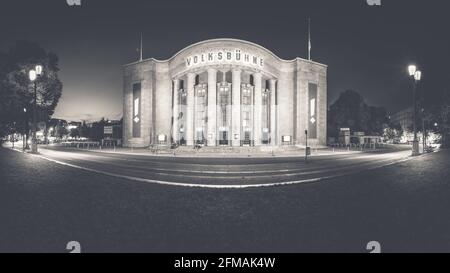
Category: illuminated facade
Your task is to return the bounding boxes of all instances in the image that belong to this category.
[123,39,327,148]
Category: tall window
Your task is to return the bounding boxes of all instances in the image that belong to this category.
[218,82,231,145]
[195,75,200,86]
[179,82,187,145]
[132,83,141,138]
[195,84,207,144]
[241,83,253,146]
[261,89,270,144]
[308,83,318,139]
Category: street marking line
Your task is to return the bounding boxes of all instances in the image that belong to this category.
[38,146,409,174]
[43,153,400,177]
[37,147,411,180]
[5,146,419,189]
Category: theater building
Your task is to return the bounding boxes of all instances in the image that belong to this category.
[123,38,327,148]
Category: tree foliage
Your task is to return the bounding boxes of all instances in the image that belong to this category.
[0,41,63,138]
[435,91,450,147]
[328,90,389,138]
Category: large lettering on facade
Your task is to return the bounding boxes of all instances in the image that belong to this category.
[186,49,264,69]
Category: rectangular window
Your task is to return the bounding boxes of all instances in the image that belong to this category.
[308,83,318,139]
[132,83,141,138]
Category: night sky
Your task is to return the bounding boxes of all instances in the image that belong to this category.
[1,0,449,121]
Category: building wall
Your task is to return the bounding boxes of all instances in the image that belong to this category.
[391,107,414,133]
[154,62,172,143]
[277,63,295,144]
[295,59,327,147]
[123,60,154,147]
[123,39,327,148]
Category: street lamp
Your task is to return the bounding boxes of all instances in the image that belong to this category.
[29,65,43,153]
[23,107,28,150]
[408,64,422,156]
[421,108,427,153]
[408,65,417,77]
[35,65,43,75]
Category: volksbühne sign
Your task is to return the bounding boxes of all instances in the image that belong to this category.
[186,49,264,69]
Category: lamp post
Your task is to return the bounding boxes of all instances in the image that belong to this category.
[29,65,43,153]
[23,107,27,150]
[421,108,426,153]
[408,65,422,156]
[12,122,16,149]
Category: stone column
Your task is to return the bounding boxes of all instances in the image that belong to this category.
[172,79,179,144]
[207,68,217,146]
[186,73,195,146]
[231,69,241,147]
[253,72,262,146]
[269,79,277,146]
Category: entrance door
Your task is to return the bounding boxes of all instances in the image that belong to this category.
[243,131,251,146]
[219,130,228,146]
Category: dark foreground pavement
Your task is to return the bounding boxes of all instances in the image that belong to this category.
[1,147,450,252]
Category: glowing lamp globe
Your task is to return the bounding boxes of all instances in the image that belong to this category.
[408,65,417,76]
[35,65,43,75]
[414,70,422,81]
[29,70,37,81]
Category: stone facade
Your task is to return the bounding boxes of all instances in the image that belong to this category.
[123,38,327,148]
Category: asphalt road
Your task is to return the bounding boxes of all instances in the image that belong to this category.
[34,145,412,187]
[1,146,450,252]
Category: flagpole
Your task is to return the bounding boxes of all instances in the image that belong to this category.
[140,32,143,61]
[308,18,311,61]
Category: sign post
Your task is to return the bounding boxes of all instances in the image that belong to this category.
[305,130,310,162]
[103,126,113,148]
[104,126,113,136]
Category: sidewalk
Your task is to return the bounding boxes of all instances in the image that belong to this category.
[41,144,367,158]
[2,142,411,158]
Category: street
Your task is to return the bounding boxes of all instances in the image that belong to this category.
[1,146,450,252]
[31,145,413,187]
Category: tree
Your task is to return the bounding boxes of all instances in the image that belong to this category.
[55,122,69,139]
[328,90,388,138]
[383,122,403,142]
[70,128,80,139]
[368,106,389,136]
[89,118,107,141]
[0,41,63,138]
[80,121,90,139]
[328,90,389,138]
[435,91,450,147]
